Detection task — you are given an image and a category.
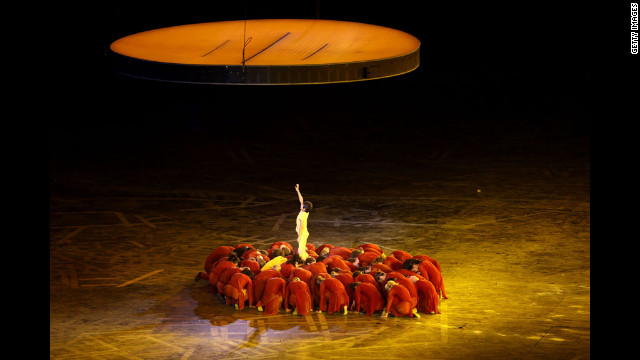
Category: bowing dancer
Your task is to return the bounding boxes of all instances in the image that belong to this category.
[403,258,447,299]
[223,270,254,310]
[382,280,419,318]
[295,184,313,261]
[351,281,385,317]
[256,277,287,314]
[285,277,313,315]
[316,275,350,315]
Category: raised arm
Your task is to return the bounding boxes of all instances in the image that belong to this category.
[295,184,304,205]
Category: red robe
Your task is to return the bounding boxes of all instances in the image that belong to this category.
[216,266,242,295]
[354,282,385,316]
[305,262,328,276]
[354,273,381,293]
[318,278,350,314]
[369,263,393,274]
[385,284,415,317]
[328,246,354,259]
[357,251,381,267]
[285,280,313,315]
[412,254,442,273]
[208,260,237,294]
[414,279,440,314]
[256,277,287,315]
[204,246,234,273]
[356,243,382,255]
[383,256,404,271]
[310,272,330,308]
[223,272,253,310]
[315,244,334,255]
[396,269,426,280]
[386,274,418,308]
[240,259,261,277]
[322,255,351,273]
[269,241,294,253]
[332,273,355,305]
[390,250,413,263]
[417,260,447,299]
[252,269,283,305]
[279,262,296,279]
[287,267,313,286]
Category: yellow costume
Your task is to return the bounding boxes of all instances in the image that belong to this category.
[296,211,310,260]
[260,255,288,272]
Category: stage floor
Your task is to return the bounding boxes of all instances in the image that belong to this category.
[50,103,589,359]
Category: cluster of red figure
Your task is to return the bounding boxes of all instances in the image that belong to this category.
[195,241,447,318]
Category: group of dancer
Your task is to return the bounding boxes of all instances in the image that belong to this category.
[194,184,447,318]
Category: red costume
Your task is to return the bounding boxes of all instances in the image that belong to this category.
[413,279,440,314]
[240,259,261,277]
[354,282,385,316]
[354,273,381,292]
[287,267,313,285]
[216,266,242,295]
[383,256,403,271]
[310,272,330,308]
[328,246,354,259]
[318,277,350,314]
[356,243,383,255]
[208,260,237,294]
[416,260,447,299]
[256,277,286,315]
[223,272,253,310]
[322,255,352,273]
[356,251,381,267]
[279,262,295,279]
[305,261,328,276]
[269,241,294,253]
[389,250,412,263]
[332,273,355,305]
[368,263,393,274]
[315,244,334,255]
[385,274,418,308]
[385,284,415,317]
[412,254,442,273]
[204,246,234,273]
[252,269,283,305]
[285,279,313,315]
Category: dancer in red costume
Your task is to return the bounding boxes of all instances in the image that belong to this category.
[382,280,419,318]
[252,268,283,306]
[409,275,440,314]
[256,277,287,315]
[223,271,254,310]
[351,281,385,316]
[285,277,313,315]
[316,276,350,315]
[203,245,234,274]
[403,258,447,299]
[206,254,240,294]
[288,267,313,285]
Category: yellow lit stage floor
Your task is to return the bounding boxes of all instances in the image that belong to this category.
[50,104,590,359]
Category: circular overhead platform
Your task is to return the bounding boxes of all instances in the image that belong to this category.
[109,19,420,84]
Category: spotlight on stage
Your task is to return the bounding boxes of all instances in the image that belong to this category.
[109,19,420,85]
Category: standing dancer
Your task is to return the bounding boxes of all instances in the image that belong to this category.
[295,184,313,261]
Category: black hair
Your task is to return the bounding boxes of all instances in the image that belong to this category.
[240,267,254,279]
[402,258,423,270]
[288,253,303,265]
[304,257,316,265]
[302,201,313,213]
[349,282,362,290]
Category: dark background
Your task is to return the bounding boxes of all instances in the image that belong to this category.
[40,0,597,160]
